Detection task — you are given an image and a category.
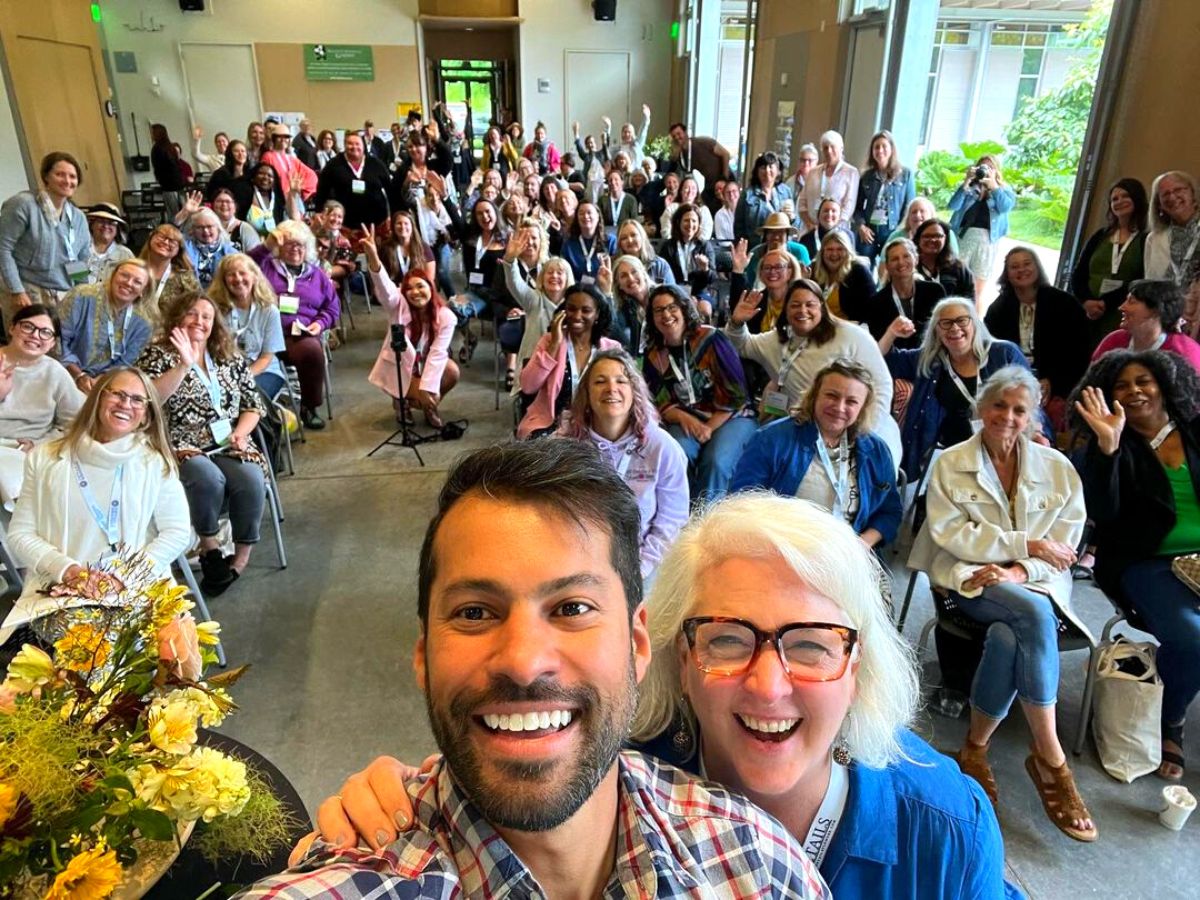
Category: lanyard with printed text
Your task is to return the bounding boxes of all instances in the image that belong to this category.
[106,305,133,360]
[815,433,851,520]
[72,457,124,548]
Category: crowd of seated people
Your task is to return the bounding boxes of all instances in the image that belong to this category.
[4,95,1200,894]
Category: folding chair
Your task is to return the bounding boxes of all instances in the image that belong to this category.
[320,331,334,421]
[0,516,24,593]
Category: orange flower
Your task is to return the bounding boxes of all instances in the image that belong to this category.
[157,614,203,682]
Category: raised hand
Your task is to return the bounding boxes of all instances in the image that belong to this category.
[596,253,613,295]
[182,191,204,216]
[289,172,305,196]
[601,116,612,132]
[1073,385,1125,455]
[193,125,204,141]
[169,326,196,367]
[730,289,763,326]
[730,237,750,273]
[572,121,581,136]
[642,103,651,120]
[695,253,710,272]
[426,171,446,200]
[360,223,381,270]
[888,316,916,338]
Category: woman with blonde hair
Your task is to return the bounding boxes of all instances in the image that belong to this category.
[505,253,575,373]
[137,222,200,321]
[59,258,156,391]
[812,228,876,321]
[616,218,674,285]
[608,254,656,353]
[207,253,287,397]
[4,366,189,637]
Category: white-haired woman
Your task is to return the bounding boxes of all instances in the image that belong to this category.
[558,349,688,579]
[1145,171,1200,335]
[504,254,575,377]
[259,220,339,429]
[183,206,238,290]
[305,495,1013,898]
[881,297,1041,481]
[909,366,1096,843]
[799,130,859,235]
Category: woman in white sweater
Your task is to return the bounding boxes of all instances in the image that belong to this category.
[3,367,190,638]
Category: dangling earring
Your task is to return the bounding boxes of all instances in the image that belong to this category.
[832,717,852,766]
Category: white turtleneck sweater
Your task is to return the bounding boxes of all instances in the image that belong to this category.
[3,432,190,635]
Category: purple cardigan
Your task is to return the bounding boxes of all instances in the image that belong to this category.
[260,257,340,333]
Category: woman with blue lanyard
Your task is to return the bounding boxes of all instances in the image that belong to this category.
[304,495,1020,899]
[208,253,287,398]
[136,292,266,596]
[59,259,155,393]
[852,131,915,266]
[4,367,189,641]
[560,200,617,285]
[730,358,901,550]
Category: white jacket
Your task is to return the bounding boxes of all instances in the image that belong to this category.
[3,433,191,635]
[907,433,1090,638]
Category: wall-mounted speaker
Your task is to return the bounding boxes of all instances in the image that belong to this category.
[179,0,205,11]
[593,0,616,22]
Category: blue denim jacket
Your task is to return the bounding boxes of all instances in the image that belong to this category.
[735,183,795,244]
[729,418,901,544]
[853,168,916,234]
[948,183,1016,243]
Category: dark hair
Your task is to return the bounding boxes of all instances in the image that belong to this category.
[669,122,687,133]
[560,152,577,168]
[749,152,780,190]
[670,202,702,240]
[1127,278,1184,330]
[644,284,703,350]
[776,278,836,346]
[1069,349,1200,432]
[1106,177,1149,234]
[12,303,60,338]
[406,109,423,123]
[997,246,1049,292]
[416,441,644,623]
[221,140,248,175]
[150,123,170,147]
[408,131,428,149]
[560,283,614,346]
[912,218,956,270]
[39,151,82,187]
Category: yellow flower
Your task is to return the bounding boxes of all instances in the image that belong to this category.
[43,845,123,900]
[54,624,112,674]
[146,580,192,630]
[146,695,198,755]
[195,620,222,646]
[6,644,56,692]
[0,782,17,829]
[172,747,250,823]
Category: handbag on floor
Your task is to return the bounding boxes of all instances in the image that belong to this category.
[1091,637,1162,783]
[1170,552,1200,596]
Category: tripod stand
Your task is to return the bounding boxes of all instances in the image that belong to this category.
[366,323,467,465]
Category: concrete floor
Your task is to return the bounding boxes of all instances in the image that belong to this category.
[213,296,1198,898]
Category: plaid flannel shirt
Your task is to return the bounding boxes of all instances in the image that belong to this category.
[236,750,830,899]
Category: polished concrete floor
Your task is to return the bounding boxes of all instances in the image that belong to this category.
[214,297,1198,899]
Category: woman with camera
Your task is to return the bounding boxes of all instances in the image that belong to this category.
[948,155,1016,305]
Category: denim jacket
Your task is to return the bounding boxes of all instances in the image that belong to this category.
[948,183,1016,243]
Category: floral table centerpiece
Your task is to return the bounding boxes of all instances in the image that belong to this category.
[0,548,292,898]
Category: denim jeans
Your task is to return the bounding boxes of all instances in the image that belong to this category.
[1120,557,1200,724]
[954,582,1060,720]
[666,414,757,504]
[254,371,286,399]
[452,291,488,321]
[180,454,265,544]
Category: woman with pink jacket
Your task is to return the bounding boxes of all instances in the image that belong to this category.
[517,283,619,439]
[361,226,458,427]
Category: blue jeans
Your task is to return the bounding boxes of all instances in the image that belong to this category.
[954,582,1060,720]
[180,454,265,544]
[1120,558,1200,724]
[666,415,757,504]
[452,291,488,321]
[255,371,286,399]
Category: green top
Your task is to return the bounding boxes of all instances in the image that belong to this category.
[1159,463,1200,556]
[1087,231,1145,298]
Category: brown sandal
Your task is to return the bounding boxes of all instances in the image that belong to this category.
[1024,751,1098,842]
[955,740,998,805]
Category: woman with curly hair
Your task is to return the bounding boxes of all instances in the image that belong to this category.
[1074,349,1200,780]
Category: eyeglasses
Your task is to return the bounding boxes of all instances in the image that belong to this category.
[103,389,148,409]
[16,321,55,341]
[651,302,681,319]
[760,264,790,275]
[919,233,946,243]
[682,617,858,682]
[153,234,180,246]
[936,316,972,333]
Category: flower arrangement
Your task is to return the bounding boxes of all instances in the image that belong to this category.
[0,548,293,898]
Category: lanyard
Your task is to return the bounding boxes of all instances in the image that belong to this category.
[191,352,224,411]
[613,445,635,480]
[60,213,77,257]
[566,345,595,396]
[106,305,133,359]
[151,263,172,305]
[891,288,912,319]
[274,260,300,294]
[579,237,597,272]
[253,189,273,212]
[71,457,124,548]
[611,198,620,223]
[777,341,806,384]
[801,760,849,868]
[677,242,694,276]
[667,347,696,406]
[347,159,365,179]
[1111,230,1139,275]
[944,359,978,406]
[473,236,486,272]
[1150,420,1176,450]
[229,303,257,340]
[815,433,851,520]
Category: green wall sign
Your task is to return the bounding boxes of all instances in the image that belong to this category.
[304,44,375,82]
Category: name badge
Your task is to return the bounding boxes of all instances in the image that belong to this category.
[468,271,485,286]
[279,294,300,314]
[581,275,595,286]
[762,388,790,419]
[1098,277,1124,295]
[351,178,366,194]
[210,417,233,447]
[66,260,90,285]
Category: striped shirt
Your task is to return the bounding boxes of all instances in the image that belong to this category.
[236,751,831,899]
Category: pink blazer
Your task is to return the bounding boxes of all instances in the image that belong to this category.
[517,332,620,439]
[368,267,456,399]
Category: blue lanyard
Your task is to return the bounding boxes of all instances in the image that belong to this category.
[106,305,133,360]
[191,352,223,411]
[71,457,124,548]
[815,433,850,520]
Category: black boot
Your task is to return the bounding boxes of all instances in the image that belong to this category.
[199,548,236,596]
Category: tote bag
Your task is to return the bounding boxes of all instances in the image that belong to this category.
[1092,638,1163,783]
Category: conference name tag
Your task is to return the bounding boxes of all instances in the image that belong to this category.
[351,179,366,194]
[468,272,485,285]
[210,417,233,447]
[1098,277,1124,295]
[761,386,790,419]
[580,275,595,285]
[66,260,90,285]
[279,294,300,314]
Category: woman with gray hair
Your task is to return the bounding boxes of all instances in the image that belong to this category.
[799,130,858,235]
[304,493,1014,897]
[881,296,1042,480]
[909,366,1096,842]
[183,206,237,289]
[259,220,339,429]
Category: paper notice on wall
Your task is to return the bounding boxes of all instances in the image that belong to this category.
[777,101,795,118]
[264,112,306,135]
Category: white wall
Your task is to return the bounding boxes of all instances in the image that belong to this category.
[97,0,419,182]
[517,0,675,149]
[0,59,30,198]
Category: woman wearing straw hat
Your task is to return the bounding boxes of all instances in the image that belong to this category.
[85,203,134,285]
[735,211,812,287]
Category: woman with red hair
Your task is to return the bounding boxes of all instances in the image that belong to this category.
[361,225,458,426]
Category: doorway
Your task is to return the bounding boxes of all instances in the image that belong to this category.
[436,59,503,157]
